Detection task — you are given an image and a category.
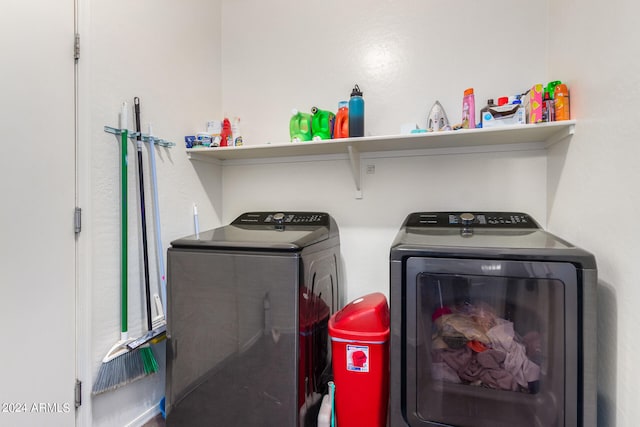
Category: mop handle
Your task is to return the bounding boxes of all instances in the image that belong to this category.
[134,97,153,331]
[120,101,129,336]
[121,128,128,335]
[147,125,167,310]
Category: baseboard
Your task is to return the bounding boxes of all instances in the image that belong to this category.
[126,402,161,427]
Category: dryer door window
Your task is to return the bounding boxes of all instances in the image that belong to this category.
[404,258,579,427]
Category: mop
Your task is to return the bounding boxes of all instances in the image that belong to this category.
[92,102,152,395]
[147,123,167,320]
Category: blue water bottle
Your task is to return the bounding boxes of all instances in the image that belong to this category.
[348,84,364,137]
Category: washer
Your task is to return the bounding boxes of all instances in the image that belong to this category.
[389,212,597,427]
[166,211,342,426]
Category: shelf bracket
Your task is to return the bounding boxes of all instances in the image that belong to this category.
[347,144,362,199]
[545,123,575,148]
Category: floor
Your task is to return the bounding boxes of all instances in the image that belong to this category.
[142,414,165,427]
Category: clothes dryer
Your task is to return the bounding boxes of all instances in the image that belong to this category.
[166,212,342,426]
[389,212,597,427]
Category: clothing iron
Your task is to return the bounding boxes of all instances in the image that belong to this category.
[427,101,451,131]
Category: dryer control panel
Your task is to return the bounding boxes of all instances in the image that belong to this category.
[405,212,540,229]
[232,211,330,226]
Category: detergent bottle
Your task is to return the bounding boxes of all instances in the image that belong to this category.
[348,84,364,137]
[220,118,232,147]
[289,109,313,142]
[333,101,349,138]
[311,107,336,140]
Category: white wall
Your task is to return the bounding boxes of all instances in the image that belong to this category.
[84,1,223,425]
[546,1,640,425]
[220,0,549,301]
[79,0,639,425]
[221,0,547,145]
[221,151,547,302]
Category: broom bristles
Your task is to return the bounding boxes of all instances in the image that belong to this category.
[92,346,158,395]
[140,346,159,374]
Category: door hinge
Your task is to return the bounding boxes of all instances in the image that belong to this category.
[74,207,82,233]
[74,33,80,61]
[75,379,82,408]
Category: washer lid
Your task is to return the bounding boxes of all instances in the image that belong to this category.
[170,211,335,251]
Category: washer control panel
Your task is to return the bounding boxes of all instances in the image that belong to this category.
[232,212,330,226]
[405,212,539,229]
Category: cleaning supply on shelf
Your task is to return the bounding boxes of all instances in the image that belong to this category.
[542,91,555,122]
[525,84,544,124]
[427,100,451,131]
[481,101,526,128]
[546,81,562,101]
[348,84,364,137]
[220,118,232,146]
[195,132,212,147]
[462,88,476,129]
[311,106,336,140]
[554,83,570,121]
[334,101,349,138]
[206,120,222,147]
[232,117,243,146]
[184,135,196,148]
[479,99,497,128]
[289,109,313,142]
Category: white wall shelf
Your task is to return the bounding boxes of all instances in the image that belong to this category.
[187,120,575,198]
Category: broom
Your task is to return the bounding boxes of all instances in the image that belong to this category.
[125,97,163,360]
[125,123,167,351]
[92,102,156,395]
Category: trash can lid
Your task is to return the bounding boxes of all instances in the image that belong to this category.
[329,292,390,342]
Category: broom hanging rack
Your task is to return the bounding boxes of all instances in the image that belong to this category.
[104,126,176,148]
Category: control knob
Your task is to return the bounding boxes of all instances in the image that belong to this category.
[460,213,475,226]
[273,212,285,231]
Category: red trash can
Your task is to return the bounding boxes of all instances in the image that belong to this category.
[329,292,390,427]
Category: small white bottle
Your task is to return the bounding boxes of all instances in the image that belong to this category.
[232,117,243,146]
[206,120,222,146]
[317,394,331,427]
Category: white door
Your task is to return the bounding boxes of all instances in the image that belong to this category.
[0,1,76,426]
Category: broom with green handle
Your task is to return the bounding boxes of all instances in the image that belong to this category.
[92,102,154,395]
